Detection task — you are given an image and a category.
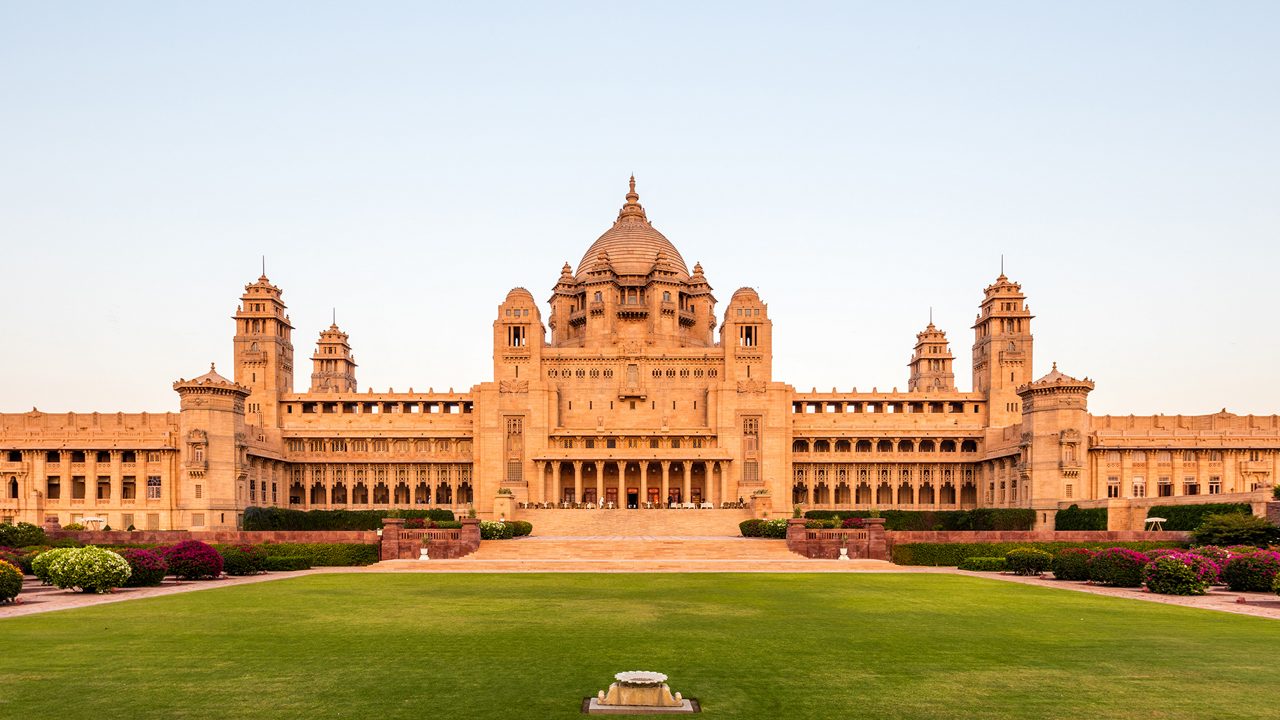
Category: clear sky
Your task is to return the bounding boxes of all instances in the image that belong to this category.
[2,2,1277,416]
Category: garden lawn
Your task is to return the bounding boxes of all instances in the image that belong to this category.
[1,573,1277,720]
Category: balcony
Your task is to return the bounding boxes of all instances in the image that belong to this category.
[678,309,696,326]
[616,305,648,319]
[617,384,648,400]
[568,309,586,326]
[588,301,605,315]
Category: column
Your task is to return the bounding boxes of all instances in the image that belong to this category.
[806,466,814,506]
[572,461,583,504]
[682,462,692,504]
[616,460,626,507]
[593,460,604,506]
[551,462,561,504]
[639,462,648,505]
[85,451,97,506]
[661,461,670,504]
[109,451,123,511]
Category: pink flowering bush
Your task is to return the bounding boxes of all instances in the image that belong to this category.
[1220,551,1280,592]
[1188,545,1230,565]
[163,540,224,580]
[1050,547,1095,581]
[118,549,168,587]
[1143,553,1216,595]
[1088,548,1151,587]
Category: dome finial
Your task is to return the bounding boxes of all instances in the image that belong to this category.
[210,362,216,373]
[618,174,645,221]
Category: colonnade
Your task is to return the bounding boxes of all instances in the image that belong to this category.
[534,459,728,507]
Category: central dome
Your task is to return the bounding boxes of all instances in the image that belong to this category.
[576,177,689,280]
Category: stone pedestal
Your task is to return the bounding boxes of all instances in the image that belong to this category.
[493,494,515,521]
[587,672,695,715]
[750,494,773,519]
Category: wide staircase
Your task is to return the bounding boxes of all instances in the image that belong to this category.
[370,508,895,572]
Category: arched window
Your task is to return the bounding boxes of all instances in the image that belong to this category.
[7,478,16,499]
[834,439,851,452]
[813,440,830,453]
[940,440,957,452]
[876,440,893,453]
[918,439,936,452]
[792,440,809,453]
[961,439,978,453]
[855,440,872,453]
[897,439,914,452]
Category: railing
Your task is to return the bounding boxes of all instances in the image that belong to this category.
[402,528,462,543]
[805,529,869,542]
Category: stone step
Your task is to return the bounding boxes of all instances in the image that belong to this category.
[467,536,797,562]
[514,508,752,537]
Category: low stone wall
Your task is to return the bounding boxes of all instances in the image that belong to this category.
[884,530,1190,551]
[49,529,378,545]
[786,517,888,560]
[379,517,481,560]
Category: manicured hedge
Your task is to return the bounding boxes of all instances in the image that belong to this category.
[1088,548,1150,587]
[1146,503,1251,531]
[218,545,268,576]
[1054,505,1108,531]
[1050,548,1095,581]
[804,508,1035,531]
[891,540,1187,566]
[739,519,788,538]
[164,541,224,579]
[0,522,47,548]
[257,542,378,567]
[1005,548,1053,576]
[1220,551,1280,592]
[957,557,1006,572]
[264,555,311,571]
[241,507,455,531]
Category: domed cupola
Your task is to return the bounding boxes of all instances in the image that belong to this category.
[576,176,689,281]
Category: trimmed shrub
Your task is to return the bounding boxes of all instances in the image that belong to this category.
[1144,554,1213,596]
[804,508,1035,531]
[163,541,224,579]
[0,559,22,603]
[507,520,533,537]
[257,542,378,567]
[264,555,311,572]
[118,549,167,587]
[841,517,865,529]
[1147,503,1251,531]
[891,540,1184,566]
[1051,548,1095,581]
[1054,505,1108,531]
[1190,513,1280,548]
[48,546,132,593]
[0,522,48,548]
[1088,548,1151,587]
[61,522,86,531]
[739,519,764,537]
[479,520,514,540]
[218,545,268,576]
[1220,551,1280,592]
[804,519,836,529]
[31,547,73,584]
[241,507,455,531]
[434,521,463,530]
[1005,548,1053,576]
[957,557,1006,572]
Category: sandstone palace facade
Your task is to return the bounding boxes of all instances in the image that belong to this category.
[2,179,1277,531]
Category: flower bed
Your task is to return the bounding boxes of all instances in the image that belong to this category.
[1143,553,1216,595]
[1050,548,1095,581]
[1088,548,1151,587]
[0,559,22,603]
[118,549,168,587]
[47,546,132,593]
[1220,551,1280,592]
[163,540,224,579]
[739,519,788,538]
[890,541,1183,566]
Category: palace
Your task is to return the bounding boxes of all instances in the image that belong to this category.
[1,178,1277,531]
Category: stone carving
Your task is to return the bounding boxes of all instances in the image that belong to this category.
[499,379,529,393]
[737,379,766,394]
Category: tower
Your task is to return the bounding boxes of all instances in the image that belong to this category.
[309,320,358,393]
[1016,364,1094,529]
[232,275,295,427]
[173,364,251,530]
[908,319,956,392]
[972,274,1034,427]
[720,287,773,384]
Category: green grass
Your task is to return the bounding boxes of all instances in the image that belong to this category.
[1,573,1277,719]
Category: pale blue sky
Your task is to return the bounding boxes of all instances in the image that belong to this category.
[2,2,1277,416]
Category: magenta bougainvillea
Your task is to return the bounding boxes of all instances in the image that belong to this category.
[1088,548,1151,587]
[119,548,168,587]
[163,540,224,580]
[1221,551,1280,592]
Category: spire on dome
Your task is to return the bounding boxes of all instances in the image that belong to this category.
[617,175,647,222]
